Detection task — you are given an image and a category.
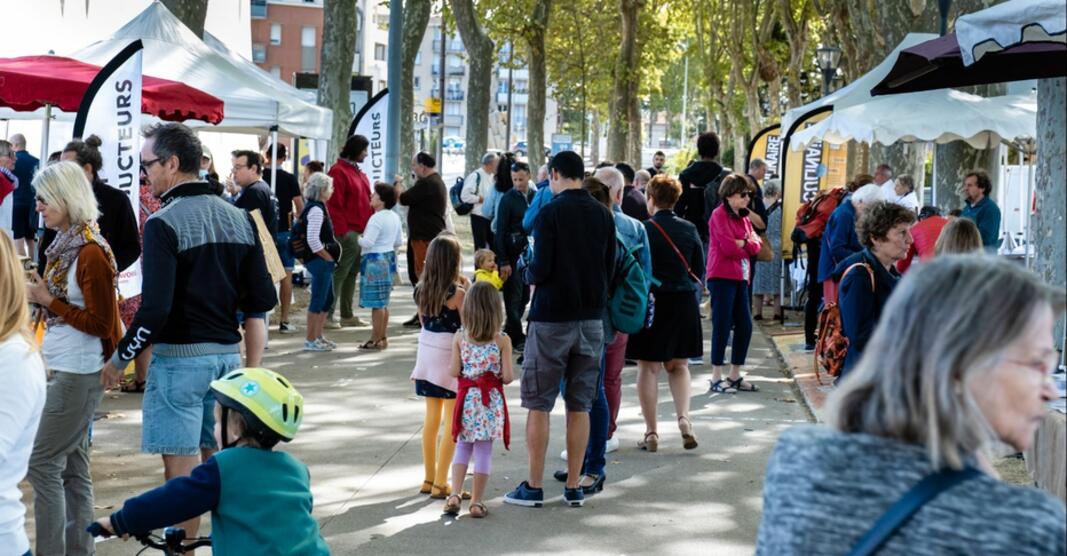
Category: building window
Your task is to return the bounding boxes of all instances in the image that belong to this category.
[446,102,461,116]
[251,0,267,19]
[301,26,317,72]
[413,76,421,90]
[252,44,266,63]
[378,80,387,92]
[270,23,282,45]
[374,43,386,61]
[415,52,422,65]
[270,66,281,79]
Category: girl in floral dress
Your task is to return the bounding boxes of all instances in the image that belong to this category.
[444,281,513,518]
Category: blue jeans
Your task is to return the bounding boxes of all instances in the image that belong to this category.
[709,278,752,366]
[274,231,295,270]
[141,350,242,455]
[582,351,609,478]
[306,257,336,314]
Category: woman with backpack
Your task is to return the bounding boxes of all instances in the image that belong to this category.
[296,172,342,352]
[626,175,704,453]
[834,201,915,380]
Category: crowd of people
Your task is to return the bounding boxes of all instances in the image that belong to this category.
[0,121,1061,556]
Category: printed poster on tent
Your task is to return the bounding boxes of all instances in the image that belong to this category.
[74,41,144,299]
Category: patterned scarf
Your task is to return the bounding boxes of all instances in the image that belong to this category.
[43,221,119,327]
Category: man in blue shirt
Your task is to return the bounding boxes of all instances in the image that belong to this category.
[960,170,1001,252]
[10,134,38,258]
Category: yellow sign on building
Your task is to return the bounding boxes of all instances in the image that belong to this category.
[425,97,442,114]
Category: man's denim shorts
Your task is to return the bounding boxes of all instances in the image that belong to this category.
[141,350,242,456]
[275,231,295,271]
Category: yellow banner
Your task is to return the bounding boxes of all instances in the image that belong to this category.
[780,110,849,255]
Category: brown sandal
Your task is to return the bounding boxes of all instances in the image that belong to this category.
[638,431,659,452]
[358,339,384,351]
[419,480,433,495]
[430,484,471,500]
[678,416,699,450]
[443,495,461,516]
[469,501,488,518]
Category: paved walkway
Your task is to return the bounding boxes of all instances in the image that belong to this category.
[24,288,811,555]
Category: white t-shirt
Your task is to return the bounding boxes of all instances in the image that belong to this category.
[41,256,106,374]
[460,168,492,216]
[0,334,46,556]
[0,193,12,239]
[888,191,920,213]
[358,209,405,254]
[879,180,897,202]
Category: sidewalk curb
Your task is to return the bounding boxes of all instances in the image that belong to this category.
[763,329,831,423]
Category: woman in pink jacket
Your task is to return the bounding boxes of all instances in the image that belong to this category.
[707,174,763,394]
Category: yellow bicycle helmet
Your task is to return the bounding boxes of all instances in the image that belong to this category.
[211,368,304,446]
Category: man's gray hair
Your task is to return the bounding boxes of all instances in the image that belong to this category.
[762,178,781,198]
[826,255,1066,470]
[896,175,915,193]
[536,164,549,182]
[594,166,625,195]
[9,133,26,149]
[304,171,334,201]
[749,158,766,172]
[851,183,883,205]
[634,169,651,186]
[875,163,893,176]
[143,123,202,174]
[481,152,498,166]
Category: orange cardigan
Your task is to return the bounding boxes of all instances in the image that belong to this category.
[46,243,123,362]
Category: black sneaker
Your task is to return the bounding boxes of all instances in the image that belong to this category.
[402,314,421,328]
[563,486,585,507]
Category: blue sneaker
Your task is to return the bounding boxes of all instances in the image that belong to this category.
[563,486,585,507]
[503,481,544,508]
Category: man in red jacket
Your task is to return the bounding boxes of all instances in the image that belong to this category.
[897,206,947,273]
[326,135,373,328]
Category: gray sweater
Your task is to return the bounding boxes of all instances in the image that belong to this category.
[756,426,1066,555]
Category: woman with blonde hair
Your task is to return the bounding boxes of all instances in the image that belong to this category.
[934,217,983,256]
[757,255,1065,554]
[25,160,123,555]
[0,233,47,556]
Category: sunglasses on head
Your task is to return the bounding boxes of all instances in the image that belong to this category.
[511,162,529,172]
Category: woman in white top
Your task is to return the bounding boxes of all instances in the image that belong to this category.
[357,183,405,350]
[0,233,46,556]
[24,161,122,556]
[889,175,920,214]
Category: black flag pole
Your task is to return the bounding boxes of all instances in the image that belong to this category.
[72,40,144,139]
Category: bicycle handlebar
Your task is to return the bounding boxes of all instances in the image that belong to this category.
[88,523,211,554]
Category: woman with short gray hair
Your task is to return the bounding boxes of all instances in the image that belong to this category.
[296,172,341,351]
[757,255,1066,555]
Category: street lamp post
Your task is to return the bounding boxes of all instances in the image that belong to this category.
[816,45,841,96]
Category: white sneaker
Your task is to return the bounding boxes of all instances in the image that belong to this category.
[324,320,342,330]
[605,436,620,453]
[560,449,568,461]
[315,338,336,350]
[689,357,704,366]
[303,340,330,352]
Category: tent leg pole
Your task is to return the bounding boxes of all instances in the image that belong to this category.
[1025,157,1034,270]
[40,104,52,160]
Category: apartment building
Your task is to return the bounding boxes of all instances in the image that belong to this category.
[250,0,388,90]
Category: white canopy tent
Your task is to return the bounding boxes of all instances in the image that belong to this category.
[71,1,332,140]
[788,90,1037,151]
[957,0,1066,66]
[782,33,938,135]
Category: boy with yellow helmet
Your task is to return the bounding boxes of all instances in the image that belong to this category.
[91,368,330,555]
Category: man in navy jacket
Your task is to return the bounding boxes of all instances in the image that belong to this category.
[817,184,884,296]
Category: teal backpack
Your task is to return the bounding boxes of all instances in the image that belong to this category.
[608,235,657,334]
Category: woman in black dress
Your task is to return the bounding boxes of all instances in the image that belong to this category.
[626,175,703,453]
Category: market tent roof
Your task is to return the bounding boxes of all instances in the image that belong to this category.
[0,54,223,123]
[957,0,1066,66]
[789,89,1037,151]
[781,33,938,135]
[71,1,332,139]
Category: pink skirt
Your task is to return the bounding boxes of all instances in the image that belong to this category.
[410,330,458,393]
